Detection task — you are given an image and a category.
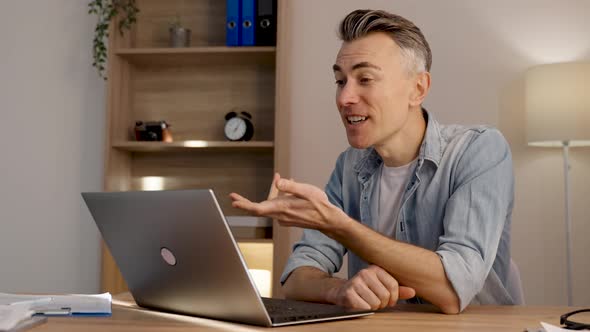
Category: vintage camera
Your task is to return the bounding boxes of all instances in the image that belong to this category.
[134,121,173,142]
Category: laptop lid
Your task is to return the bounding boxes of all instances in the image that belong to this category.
[82,189,273,326]
[82,189,373,327]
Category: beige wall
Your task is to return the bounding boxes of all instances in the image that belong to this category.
[0,1,104,293]
[279,0,590,305]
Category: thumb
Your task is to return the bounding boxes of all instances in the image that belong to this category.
[398,286,416,300]
[267,173,281,200]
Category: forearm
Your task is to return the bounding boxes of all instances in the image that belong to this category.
[331,217,460,314]
[282,266,346,304]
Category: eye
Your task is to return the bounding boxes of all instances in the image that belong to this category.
[359,77,373,85]
[334,79,345,87]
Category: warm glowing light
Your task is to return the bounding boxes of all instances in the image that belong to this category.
[183,140,209,148]
[525,62,590,147]
[248,269,272,298]
[141,177,165,191]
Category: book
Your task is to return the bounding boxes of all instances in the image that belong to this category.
[0,292,111,316]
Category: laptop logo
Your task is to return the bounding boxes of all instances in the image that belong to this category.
[160,247,177,266]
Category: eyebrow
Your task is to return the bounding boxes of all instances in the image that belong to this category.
[332,62,382,72]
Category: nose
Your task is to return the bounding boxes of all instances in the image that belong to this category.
[336,81,359,107]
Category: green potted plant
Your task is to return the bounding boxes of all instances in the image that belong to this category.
[88,0,139,79]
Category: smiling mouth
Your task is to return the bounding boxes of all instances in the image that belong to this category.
[347,116,367,125]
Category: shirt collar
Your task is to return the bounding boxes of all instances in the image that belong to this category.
[353,108,443,177]
[420,108,443,167]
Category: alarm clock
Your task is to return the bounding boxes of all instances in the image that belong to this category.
[224,111,254,141]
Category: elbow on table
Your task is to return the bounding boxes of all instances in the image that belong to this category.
[440,303,460,315]
[281,278,297,300]
[438,294,461,315]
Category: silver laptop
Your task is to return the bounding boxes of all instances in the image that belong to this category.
[82,189,373,327]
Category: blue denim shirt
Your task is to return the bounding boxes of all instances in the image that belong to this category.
[280,110,515,311]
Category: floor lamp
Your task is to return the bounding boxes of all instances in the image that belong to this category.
[525,62,590,306]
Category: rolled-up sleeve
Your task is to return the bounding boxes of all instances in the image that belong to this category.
[280,153,349,284]
[435,129,514,311]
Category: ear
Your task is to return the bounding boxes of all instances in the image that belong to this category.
[409,72,431,107]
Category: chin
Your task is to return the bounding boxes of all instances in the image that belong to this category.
[346,137,372,150]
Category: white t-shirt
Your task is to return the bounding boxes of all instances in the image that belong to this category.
[377,160,416,238]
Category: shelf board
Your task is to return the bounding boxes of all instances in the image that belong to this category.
[228,217,273,240]
[112,141,274,152]
[226,216,272,228]
[115,46,276,66]
[116,46,276,55]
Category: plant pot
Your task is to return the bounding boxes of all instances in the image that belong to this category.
[169,27,191,47]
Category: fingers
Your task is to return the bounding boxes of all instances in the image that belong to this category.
[229,192,246,201]
[229,192,254,208]
[229,193,248,207]
[398,286,416,300]
[229,193,258,211]
[230,176,331,229]
[276,178,324,201]
[230,192,307,224]
[230,192,276,216]
[352,272,388,309]
[341,286,373,310]
[344,266,415,309]
[336,267,397,310]
[267,172,281,200]
[369,265,416,305]
[369,265,400,307]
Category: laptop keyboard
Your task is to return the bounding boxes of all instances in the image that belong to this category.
[261,297,368,324]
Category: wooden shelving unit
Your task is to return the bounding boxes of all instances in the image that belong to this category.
[100,0,284,296]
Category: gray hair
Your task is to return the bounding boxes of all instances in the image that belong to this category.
[338,9,432,74]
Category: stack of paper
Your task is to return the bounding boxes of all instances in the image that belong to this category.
[0,292,112,316]
[0,302,36,331]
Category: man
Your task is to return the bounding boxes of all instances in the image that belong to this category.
[230,9,515,314]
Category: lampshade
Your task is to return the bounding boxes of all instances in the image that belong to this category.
[525,62,590,147]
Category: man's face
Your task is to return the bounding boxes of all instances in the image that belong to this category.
[333,32,418,150]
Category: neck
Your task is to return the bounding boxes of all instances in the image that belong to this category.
[374,107,426,167]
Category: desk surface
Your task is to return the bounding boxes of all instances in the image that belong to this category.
[33,293,581,332]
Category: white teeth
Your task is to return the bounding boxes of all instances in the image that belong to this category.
[347,116,366,124]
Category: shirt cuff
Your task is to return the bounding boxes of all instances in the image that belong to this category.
[437,249,483,311]
[280,246,338,284]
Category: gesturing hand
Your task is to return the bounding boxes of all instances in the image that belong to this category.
[229,173,348,234]
[327,265,416,310]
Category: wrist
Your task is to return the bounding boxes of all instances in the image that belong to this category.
[322,277,345,304]
[324,208,354,240]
